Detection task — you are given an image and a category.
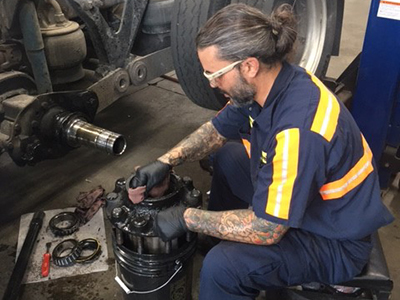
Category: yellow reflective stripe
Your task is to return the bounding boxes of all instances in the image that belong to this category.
[242,139,251,158]
[249,116,254,128]
[309,72,340,142]
[320,135,374,200]
[261,151,267,164]
[266,129,299,220]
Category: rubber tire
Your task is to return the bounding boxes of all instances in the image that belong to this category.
[171,0,344,110]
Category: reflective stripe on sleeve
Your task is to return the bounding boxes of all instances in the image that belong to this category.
[320,135,374,200]
[309,72,340,142]
[242,139,251,158]
[266,128,300,220]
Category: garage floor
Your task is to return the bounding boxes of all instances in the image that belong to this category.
[0,0,399,299]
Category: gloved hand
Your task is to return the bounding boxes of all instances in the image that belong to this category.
[130,160,171,193]
[154,206,189,242]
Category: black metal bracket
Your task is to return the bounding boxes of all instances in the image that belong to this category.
[68,0,149,68]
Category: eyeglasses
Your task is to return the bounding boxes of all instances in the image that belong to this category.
[203,60,244,82]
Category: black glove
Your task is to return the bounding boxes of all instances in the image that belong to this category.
[130,160,171,192]
[154,206,189,242]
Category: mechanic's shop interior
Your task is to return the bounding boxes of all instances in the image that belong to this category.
[0,0,399,299]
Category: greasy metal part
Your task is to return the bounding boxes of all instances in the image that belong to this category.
[0,0,19,35]
[127,47,172,86]
[52,239,83,267]
[115,228,124,245]
[110,173,199,298]
[90,47,173,111]
[19,0,52,94]
[0,71,36,102]
[106,173,202,255]
[0,89,126,165]
[0,44,22,71]
[68,0,149,67]
[2,211,45,300]
[37,0,87,84]
[63,117,126,155]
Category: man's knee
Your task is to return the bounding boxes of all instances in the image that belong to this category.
[200,244,236,286]
[213,142,245,175]
[199,243,261,298]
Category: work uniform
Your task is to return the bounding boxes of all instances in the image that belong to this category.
[199,62,394,300]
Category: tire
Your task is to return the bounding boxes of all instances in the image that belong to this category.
[171,0,344,110]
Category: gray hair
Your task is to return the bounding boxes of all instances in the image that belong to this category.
[196,3,297,66]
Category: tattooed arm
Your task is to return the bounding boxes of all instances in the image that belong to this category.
[158,121,227,167]
[184,208,289,245]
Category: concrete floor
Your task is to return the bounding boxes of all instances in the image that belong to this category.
[1,0,399,299]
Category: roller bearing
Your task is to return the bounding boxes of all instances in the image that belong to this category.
[52,239,82,267]
[76,238,102,264]
[49,212,80,236]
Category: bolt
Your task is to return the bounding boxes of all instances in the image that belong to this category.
[183,176,194,189]
[14,124,21,135]
[190,189,201,198]
[87,98,96,107]
[116,178,125,187]
[112,207,123,219]
[107,192,118,201]
[133,216,147,228]
[41,102,49,110]
[31,120,39,129]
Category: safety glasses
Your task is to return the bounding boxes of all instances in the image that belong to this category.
[203,60,244,82]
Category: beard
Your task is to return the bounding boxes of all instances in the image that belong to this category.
[220,74,256,108]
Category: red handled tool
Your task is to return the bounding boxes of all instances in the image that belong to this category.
[41,242,51,277]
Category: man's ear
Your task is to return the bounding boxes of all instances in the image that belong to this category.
[241,57,260,78]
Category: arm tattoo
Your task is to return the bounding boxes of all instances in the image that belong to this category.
[158,121,227,167]
[184,208,289,245]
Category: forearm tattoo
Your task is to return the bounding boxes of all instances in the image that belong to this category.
[158,121,227,166]
[184,208,289,245]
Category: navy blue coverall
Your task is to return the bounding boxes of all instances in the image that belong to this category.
[199,62,394,300]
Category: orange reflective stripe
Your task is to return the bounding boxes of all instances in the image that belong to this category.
[266,128,299,220]
[309,72,340,142]
[320,135,374,200]
[242,139,251,158]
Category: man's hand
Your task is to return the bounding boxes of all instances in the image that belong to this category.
[130,160,171,193]
[154,206,189,241]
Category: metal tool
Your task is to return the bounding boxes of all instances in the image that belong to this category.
[41,242,51,277]
[2,211,45,300]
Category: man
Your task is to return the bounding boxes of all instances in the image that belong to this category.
[130,4,394,299]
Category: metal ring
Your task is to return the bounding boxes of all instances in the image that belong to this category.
[49,212,80,236]
[52,239,82,267]
[76,238,102,264]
